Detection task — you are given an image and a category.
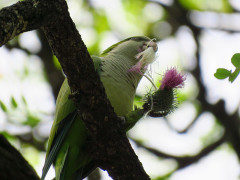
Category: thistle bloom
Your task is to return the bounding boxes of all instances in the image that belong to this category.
[160,68,186,90]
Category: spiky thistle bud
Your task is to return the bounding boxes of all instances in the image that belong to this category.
[143,68,186,117]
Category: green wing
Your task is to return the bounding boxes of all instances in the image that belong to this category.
[41,56,103,180]
[46,55,102,155]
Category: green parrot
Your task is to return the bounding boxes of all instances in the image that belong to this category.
[41,36,158,180]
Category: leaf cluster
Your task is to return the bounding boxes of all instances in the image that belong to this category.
[214,53,240,83]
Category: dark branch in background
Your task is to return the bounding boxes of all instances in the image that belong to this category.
[169,110,201,134]
[175,116,198,134]
[16,132,46,152]
[4,30,64,99]
[37,30,64,99]
[131,132,225,170]
[5,40,31,54]
[156,0,240,159]
[0,0,150,179]
[0,135,40,180]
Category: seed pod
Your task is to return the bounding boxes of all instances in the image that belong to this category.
[143,88,177,117]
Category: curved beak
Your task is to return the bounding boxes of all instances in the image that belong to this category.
[143,40,158,52]
[130,40,158,74]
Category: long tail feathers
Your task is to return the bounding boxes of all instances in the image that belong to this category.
[41,111,77,180]
[58,146,69,180]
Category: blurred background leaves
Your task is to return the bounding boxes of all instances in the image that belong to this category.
[0,0,240,179]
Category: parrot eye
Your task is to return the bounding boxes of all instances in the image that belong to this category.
[130,37,138,41]
[130,36,151,42]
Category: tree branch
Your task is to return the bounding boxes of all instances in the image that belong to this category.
[37,30,64,99]
[0,134,40,180]
[131,133,225,170]
[0,0,149,179]
[0,0,58,46]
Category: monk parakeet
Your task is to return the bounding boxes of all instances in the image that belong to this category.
[41,36,158,180]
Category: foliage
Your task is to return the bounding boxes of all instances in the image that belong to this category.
[214,53,240,83]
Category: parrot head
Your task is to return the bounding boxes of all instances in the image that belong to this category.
[101,36,158,73]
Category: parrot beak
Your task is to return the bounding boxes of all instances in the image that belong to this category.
[143,40,158,52]
[129,40,158,74]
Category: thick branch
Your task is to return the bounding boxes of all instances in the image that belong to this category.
[0,135,40,180]
[37,30,64,99]
[0,0,59,46]
[0,0,150,179]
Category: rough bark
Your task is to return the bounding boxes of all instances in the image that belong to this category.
[37,30,64,99]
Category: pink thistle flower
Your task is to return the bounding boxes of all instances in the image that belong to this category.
[160,68,186,90]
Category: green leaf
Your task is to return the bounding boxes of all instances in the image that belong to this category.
[0,101,7,112]
[24,114,40,127]
[11,97,18,109]
[178,0,232,12]
[229,69,240,83]
[214,68,231,79]
[231,53,240,68]
[21,96,27,105]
